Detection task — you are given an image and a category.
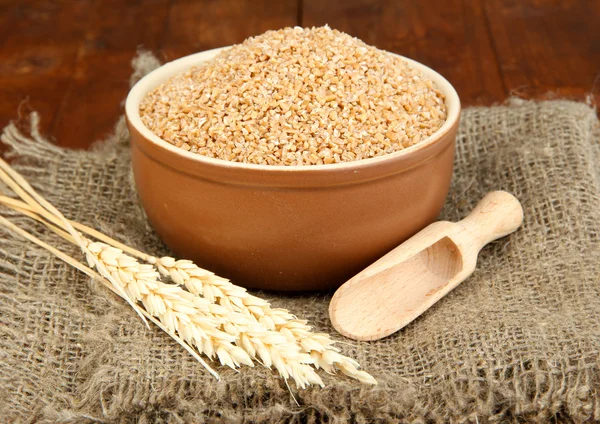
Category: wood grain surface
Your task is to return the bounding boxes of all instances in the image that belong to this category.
[1,0,598,149]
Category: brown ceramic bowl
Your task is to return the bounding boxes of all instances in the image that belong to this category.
[125,48,460,291]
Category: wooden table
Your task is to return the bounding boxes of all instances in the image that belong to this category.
[1,0,598,149]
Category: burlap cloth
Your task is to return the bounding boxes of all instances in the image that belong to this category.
[1,54,599,423]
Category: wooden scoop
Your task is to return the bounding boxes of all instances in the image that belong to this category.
[329,191,523,341]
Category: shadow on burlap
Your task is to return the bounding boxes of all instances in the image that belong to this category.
[0,54,599,423]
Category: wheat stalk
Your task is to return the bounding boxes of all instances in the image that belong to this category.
[0,167,331,388]
[0,157,375,386]
[0,193,375,385]
[0,196,376,387]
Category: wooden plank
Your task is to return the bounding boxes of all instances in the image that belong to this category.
[0,0,93,136]
[484,0,600,104]
[51,0,171,148]
[302,0,506,106]
[162,0,299,60]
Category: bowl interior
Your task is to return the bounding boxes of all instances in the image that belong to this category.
[126,47,461,172]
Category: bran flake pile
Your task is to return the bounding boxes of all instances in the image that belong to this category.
[140,26,447,165]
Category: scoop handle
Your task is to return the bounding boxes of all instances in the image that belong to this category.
[458,191,523,251]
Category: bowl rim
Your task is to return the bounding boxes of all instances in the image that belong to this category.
[126,46,461,173]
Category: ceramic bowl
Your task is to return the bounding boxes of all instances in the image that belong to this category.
[125,47,460,291]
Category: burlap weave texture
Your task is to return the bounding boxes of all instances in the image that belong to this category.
[0,55,599,423]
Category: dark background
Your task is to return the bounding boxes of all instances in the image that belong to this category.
[2,0,598,149]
